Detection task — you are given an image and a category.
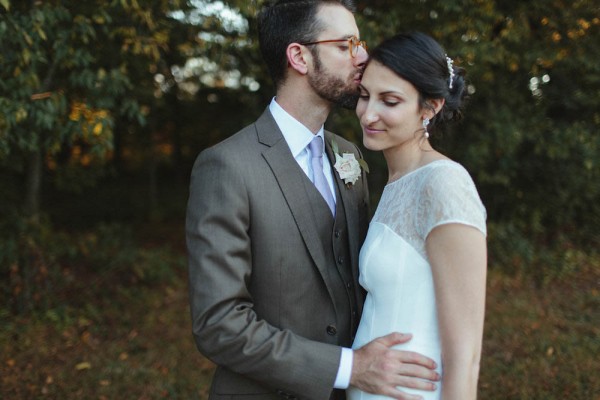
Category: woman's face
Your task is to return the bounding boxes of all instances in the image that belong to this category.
[356,60,426,152]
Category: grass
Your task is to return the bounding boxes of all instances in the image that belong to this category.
[479,264,599,399]
[1,224,598,399]
[0,271,215,399]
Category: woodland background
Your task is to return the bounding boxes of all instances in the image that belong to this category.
[1,0,598,398]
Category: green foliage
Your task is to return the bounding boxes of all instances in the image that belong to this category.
[0,0,199,210]
[1,0,598,285]
[347,0,600,245]
[0,215,185,316]
[210,0,600,266]
[1,3,116,159]
[69,223,185,285]
[486,221,599,288]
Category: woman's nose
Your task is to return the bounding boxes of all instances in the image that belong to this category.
[363,111,378,125]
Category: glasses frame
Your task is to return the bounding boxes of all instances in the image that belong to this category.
[300,36,367,58]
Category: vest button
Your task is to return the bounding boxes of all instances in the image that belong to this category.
[337,256,344,264]
[335,230,341,238]
[326,325,337,336]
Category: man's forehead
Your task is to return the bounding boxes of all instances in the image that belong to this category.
[315,4,358,39]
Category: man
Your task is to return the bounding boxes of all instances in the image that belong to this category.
[186,1,439,399]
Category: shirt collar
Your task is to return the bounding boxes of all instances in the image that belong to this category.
[269,97,325,158]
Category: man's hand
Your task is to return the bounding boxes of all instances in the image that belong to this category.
[350,333,440,400]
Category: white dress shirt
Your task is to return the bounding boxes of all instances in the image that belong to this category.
[269,98,353,389]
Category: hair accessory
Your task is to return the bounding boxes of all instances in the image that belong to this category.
[423,118,430,139]
[446,55,454,89]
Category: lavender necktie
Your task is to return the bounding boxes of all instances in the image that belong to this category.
[308,136,335,216]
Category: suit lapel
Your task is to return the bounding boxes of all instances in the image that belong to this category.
[256,110,336,296]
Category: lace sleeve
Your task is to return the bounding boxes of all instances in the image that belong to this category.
[419,162,487,239]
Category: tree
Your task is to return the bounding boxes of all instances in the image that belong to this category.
[0,0,199,313]
[0,0,198,218]
[209,0,600,271]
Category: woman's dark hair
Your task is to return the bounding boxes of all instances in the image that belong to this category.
[258,0,356,88]
[367,32,467,129]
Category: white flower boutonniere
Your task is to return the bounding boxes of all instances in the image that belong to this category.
[331,139,369,186]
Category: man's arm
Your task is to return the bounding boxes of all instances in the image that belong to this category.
[186,146,341,399]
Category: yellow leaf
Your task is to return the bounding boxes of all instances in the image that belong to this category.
[36,25,47,41]
[75,362,91,370]
[93,15,106,24]
[23,32,33,46]
[0,0,9,12]
[15,108,27,122]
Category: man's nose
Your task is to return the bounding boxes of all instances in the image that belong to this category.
[354,45,369,67]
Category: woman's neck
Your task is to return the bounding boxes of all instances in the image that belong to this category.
[383,141,444,183]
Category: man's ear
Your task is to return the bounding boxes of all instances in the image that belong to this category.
[286,43,310,75]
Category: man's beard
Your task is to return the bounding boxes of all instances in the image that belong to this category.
[309,51,360,110]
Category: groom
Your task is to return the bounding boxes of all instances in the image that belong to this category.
[186,1,439,399]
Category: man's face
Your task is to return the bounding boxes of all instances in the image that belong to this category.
[306,4,368,109]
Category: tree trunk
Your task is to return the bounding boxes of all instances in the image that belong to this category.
[24,147,42,220]
[148,157,159,220]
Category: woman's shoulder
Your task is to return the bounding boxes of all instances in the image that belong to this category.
[418,159,477,189]
[419,159,487,235]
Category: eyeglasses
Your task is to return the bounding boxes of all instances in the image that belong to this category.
[300,36,367,58]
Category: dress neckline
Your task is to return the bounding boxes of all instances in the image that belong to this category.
[386,159,455,187]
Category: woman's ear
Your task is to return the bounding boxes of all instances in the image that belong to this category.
[286,43,310,75]
[423,98,446,120]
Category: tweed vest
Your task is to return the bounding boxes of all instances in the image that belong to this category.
[306,179,361,347]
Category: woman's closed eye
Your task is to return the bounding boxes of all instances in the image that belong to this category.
[383,99,400,107]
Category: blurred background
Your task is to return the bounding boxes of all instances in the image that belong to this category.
[1,0,598,398]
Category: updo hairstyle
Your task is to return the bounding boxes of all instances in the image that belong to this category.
[367,32,467,131]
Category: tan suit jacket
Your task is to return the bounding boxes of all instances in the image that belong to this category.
[186,109,369,400]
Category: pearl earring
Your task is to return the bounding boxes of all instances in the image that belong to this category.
[423,118,430,139]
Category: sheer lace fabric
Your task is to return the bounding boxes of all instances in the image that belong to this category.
[373,159,487,261]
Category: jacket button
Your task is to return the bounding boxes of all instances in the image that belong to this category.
[276,390,297,400]
[335,230,341,238]
[337,256,344,264]
[326,325,337,336]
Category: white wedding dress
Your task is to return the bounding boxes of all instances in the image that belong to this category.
[347,160,487,400]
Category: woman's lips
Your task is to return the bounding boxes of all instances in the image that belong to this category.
[362,126,385,135]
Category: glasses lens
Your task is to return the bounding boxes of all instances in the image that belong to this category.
[350,38,358,57]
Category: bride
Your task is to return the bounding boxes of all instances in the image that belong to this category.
[348,32,487,400]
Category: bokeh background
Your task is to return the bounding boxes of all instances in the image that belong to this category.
[1,0,598,398]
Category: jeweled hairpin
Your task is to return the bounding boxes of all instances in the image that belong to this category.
[446,56,454,89]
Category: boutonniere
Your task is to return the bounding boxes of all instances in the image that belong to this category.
[331,139,369,187]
